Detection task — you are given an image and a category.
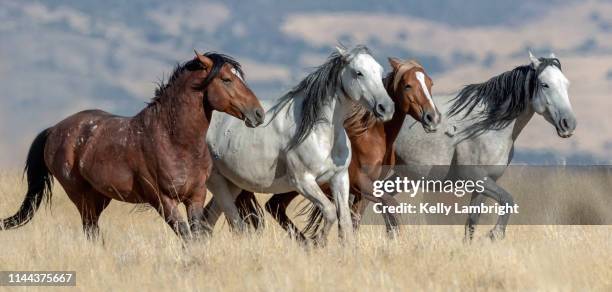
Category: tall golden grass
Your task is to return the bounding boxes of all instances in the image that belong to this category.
[0,171,610,291]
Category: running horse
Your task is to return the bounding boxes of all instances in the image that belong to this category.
[208,58,441,240]
[203,46,395,244]
[0,51,264,241]
[302,52,576,241]
[393,52,576,240]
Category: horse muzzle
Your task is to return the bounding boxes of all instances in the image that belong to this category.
[244,107,265,128]
[373,101,395,122]
[555,115,576,138]
[422,109,441,133]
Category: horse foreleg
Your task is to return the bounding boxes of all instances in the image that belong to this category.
[464,192,486,243]
[265,192,305,241]
[294,175,336,246]
[150,195,190,240]
[330,171,354,242]
[206,169,245,232]
[350,193,367,230]
[352,172,401,236]
[185,186,207,240]
[479,178,515,240]
[202,198,222,234]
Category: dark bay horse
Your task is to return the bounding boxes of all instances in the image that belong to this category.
[1,51,264,241]
[216,58,440,240]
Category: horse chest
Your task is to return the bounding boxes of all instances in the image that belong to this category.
[289,127,351,182]
[155,148,211,192]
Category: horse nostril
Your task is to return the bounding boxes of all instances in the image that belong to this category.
[562,118,570,130]
[424,112,434,124]
[376,103,387,114]
[255,108,264,121]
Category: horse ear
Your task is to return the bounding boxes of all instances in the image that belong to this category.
[529,51,540,68]
[388,57,402,70]
[549,52,556,59]
[194,49,213,70]
[335,45,348,57]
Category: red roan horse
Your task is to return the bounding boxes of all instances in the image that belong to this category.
[213,58,440,240]
[1,51,264,241]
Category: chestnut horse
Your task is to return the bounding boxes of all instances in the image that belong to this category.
[1,51,264,241]
[216,58,440,240]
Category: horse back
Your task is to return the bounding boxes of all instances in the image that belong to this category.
[44,109,144,201]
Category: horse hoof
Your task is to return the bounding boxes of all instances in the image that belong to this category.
[310,236,327,248]
[386,228,400,240]
[463,235,473,244]
[488,230,505,241]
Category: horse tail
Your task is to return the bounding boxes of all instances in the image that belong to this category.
[236,191,264,229]
[296,200,325,239]
[1,129,53,230]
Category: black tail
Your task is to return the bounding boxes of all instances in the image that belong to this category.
[1,129,53,230]
[297,200,324,239]
[236,191,265,229]
[299,194,378,238]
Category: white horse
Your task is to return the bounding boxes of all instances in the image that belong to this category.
[204,46,394,243]
[394,52,576,240]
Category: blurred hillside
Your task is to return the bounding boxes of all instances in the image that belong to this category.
[1,0,610,167]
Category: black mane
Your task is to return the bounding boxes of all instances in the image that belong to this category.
[150,52,244,106]
[270,45,371,149]
[448,57,561,137]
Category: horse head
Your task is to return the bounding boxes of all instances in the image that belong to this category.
[336,46,394,121]
[194,50,265,128]
[528,52,576,138]
[388,57,441,133]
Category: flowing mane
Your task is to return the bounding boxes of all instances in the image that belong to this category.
[149,52,244,107]
[448,57,561,137]
[384,59,422,93]
[269,46,371,149]
[343,101,378,137]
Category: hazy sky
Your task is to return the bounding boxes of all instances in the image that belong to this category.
[1,0,611,167]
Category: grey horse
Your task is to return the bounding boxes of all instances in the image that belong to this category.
[394,52,576,240]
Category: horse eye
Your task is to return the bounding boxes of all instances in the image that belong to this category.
[541,83,549,88]
[404,84,412,90]
[222,78,232,84]
[356,71,363,77]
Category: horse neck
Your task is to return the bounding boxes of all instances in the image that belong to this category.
[139,83,210,147]
[325,92,347,130]
[511,106,535,141]
[383,101,407,145]
[382,76,406,145]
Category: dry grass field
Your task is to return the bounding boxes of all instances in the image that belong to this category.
[0,171,611,292]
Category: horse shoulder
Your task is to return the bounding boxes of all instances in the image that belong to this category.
[350,132,383,169]
[328,126,350,167]
[207,111,287,189]
[454,131,514,166]
[282,127,343,184]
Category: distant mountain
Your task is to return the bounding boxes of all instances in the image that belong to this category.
[0,0,610,167]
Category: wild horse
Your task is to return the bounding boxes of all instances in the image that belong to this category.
[299,52,576,241]
[203,46,395,244]
[1,51,264,241]
[393,52,576,240]
[213,58,441,240]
